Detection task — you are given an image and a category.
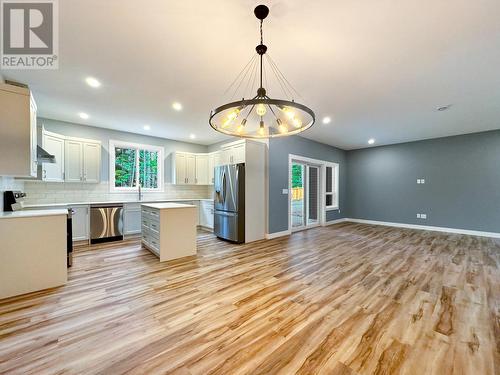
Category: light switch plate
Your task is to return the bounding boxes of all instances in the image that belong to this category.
[421,179,425,184]
[421,214,427,219]
[417,179,421,184]
[282,189,288,195]
[417,214,421,218]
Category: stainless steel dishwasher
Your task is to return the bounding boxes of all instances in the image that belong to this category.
[90,204,124,244]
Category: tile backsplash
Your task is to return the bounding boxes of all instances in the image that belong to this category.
[22,181,212,205]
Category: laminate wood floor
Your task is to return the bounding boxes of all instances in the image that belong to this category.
[0,223,499,374]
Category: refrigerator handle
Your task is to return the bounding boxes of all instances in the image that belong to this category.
[222,171,227,204]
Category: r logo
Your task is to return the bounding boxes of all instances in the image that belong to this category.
[2,1,53,54]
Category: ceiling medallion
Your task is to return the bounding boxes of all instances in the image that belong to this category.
[209,5,315,139]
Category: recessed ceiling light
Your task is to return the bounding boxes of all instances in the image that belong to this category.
[322,116,331,124]
[172,102,183,111]
[143,125,151,130]
[368,138,375,145]
[85,77,101,88]
[78,112,89,120]
[189,134,196,139]
[437,104,452,111]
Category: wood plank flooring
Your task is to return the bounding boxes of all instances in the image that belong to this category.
[0,223,499,374]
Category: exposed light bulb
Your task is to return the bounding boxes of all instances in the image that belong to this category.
[277,119,288,134]
[237,119,247,134]
[292,117,302,128]
[256,103,267,116]
[227,109,240,121]
[281,107,295,120]
[258,120,265,136]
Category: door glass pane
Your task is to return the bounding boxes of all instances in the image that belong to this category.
[291,164,305,228]
[326,194,333,206]
[308,166,318,223]
[326,166,332,193]
[115,147,137,188]
[139,150,159,189]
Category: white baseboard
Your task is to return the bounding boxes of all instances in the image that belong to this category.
[265,218,500,240]
[265,230,291,239]
[346,218,500,239]
[323,218,349,226]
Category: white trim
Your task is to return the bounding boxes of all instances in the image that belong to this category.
[267,218,500,239]
[265,230,292,239]
[346,218,500,239]
[288,154,340,232]
[323,218,349,226]
[109,139,164,193]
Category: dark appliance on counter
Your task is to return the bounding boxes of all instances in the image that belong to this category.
[214,163,245,243]
[90,204,124,244]
[3,190,26,211]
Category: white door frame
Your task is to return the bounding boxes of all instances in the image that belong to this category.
[288,154,327,232]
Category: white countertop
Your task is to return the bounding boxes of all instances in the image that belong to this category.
[0,209,69,220]
[142,203,196,210]
[23,198,214,209]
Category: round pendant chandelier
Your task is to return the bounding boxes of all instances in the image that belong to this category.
[209,5,315,139]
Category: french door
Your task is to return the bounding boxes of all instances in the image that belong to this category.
[290,162,319,231]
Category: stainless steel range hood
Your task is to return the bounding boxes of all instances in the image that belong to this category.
[37,145,55,163]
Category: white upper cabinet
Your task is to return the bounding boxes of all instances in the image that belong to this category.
[222,141,246,165]
[83,142,100,183]
[65,137,101,183]
[42,130,65,182]
[186,154,196,184]
[195,154,209,185]
[174,152,187,184]
[65,140,83,182]
[0,83,37,177]
[172,152,211,185]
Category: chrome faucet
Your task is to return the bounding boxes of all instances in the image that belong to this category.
[138,185,143,201]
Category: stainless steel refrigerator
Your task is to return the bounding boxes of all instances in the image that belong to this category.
[214,163,245,243]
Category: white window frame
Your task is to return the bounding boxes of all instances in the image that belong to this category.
[109,140,164,193]
[325,162,339,211]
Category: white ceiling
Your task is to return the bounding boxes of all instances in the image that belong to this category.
[2,0,500,149]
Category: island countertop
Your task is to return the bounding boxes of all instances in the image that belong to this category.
[0,209,68,220]
[141,203,196,210]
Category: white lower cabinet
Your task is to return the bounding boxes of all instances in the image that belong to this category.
[199,200,214,229]
[71,206,89,241]
[141,203,197,262]
[124,203,141,235]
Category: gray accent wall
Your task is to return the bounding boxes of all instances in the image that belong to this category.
[39,118,207,183]
[346,130,500,233]
[268,136,347,234]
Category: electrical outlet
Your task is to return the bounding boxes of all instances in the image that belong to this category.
[417,179,421,184]
[282,189,288,195]
[421,179,425,184]
[421,214,427,219]
[416,214,421,218]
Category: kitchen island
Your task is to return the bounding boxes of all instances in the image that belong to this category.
[141,203,197,262]
[0,209,67,300]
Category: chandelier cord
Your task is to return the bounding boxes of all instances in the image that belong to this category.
[259,20,264,91]
[265,54,292,100]
[267,54,304,100]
